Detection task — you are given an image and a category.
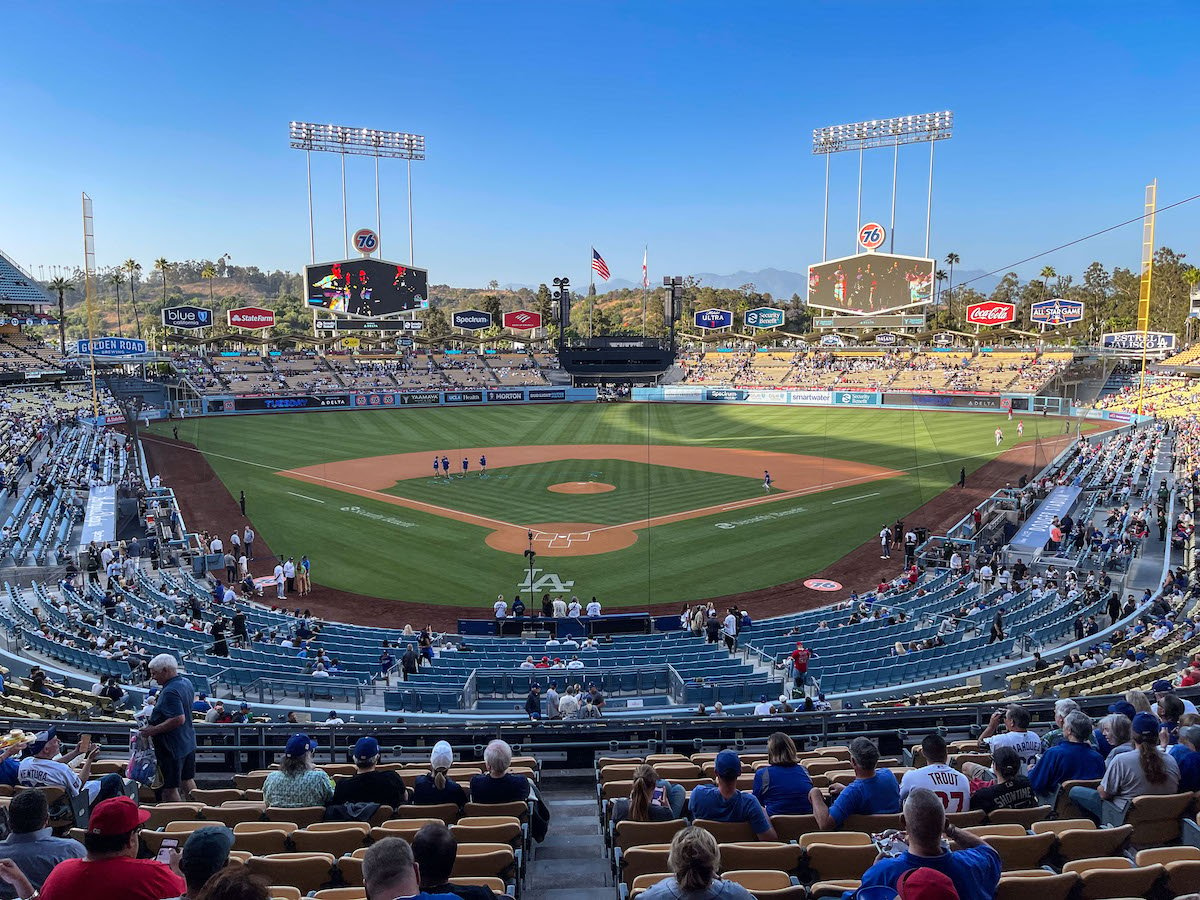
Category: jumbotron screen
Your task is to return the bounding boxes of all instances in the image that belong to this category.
[305,258,429,316]
[807,252,934,315]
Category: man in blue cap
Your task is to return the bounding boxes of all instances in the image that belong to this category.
[332,736,407,809]
[687,750,776,840]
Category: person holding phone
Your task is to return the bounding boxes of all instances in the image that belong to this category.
[17,728,102,799]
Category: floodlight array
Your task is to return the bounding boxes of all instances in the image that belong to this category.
[289,122,425,160]
[812,111,953,154]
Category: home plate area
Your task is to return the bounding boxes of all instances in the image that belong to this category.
[539,529,592,549]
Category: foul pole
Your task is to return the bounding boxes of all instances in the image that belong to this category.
[81,193,99,417]
[1137,180,1157,415]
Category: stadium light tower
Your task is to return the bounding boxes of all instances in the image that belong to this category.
[289,122,426,263]
[812,111,953,258]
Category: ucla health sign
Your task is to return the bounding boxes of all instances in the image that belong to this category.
[161,305,213,329]
[1030,297,1084,325]
[694,308,733,330]
[744,307,785,329]
[76,337,147,356]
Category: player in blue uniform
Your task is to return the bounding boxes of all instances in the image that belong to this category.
[441,455,451,481]
[763,470,772,493]
[461,457,469,478]
[479,454,488,478]
[433,456,440,479]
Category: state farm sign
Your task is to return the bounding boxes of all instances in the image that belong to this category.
[227,306,276,329]
[502,309,542,330]
[966,301,1015,326]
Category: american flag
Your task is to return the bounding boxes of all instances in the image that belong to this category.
[591,248,610,281]
[642,247,648,288]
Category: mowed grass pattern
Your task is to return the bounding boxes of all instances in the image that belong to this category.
[152,404,1073,605]
[387,459,765,525]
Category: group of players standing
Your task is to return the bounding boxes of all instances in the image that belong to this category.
[433,453,489,481]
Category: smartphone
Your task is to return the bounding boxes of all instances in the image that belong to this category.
[156,838,179,864]
[77,735,92,752]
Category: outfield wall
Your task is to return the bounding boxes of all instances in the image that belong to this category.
[192,385,597,416]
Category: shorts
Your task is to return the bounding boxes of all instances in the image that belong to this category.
[157,747,196,790]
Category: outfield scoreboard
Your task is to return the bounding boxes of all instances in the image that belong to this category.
[305,257,429,317]
[807,251,934,317]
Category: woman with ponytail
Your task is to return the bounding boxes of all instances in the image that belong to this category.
[611,764,676,826]
[1068,712,1180,822]
[411,740,468,810]
[639,826,754,899]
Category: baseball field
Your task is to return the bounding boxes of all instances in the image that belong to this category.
[148,404,1069,608]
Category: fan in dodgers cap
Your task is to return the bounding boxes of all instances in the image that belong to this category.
[331,735,407,808]
[261,734,334,808]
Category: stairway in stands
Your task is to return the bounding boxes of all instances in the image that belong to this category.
[528,771,612,900]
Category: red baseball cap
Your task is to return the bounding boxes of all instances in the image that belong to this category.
[897,867,959,900]
[88,796,151,835]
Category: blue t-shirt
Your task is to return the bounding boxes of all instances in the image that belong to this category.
[828,770,900,827]
[150,674,195,757]
[0,756,19,787]
[688,784,772,835]
[853,846,1002,900]
[1028,740,1105,797]
[752,763,814,816]
[1177,748,1200,793]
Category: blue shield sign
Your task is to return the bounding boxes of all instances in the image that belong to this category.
[744,307,785,329]
[694,308,733,330]
[76,337,147,356]
[1030,298,1084,325]
[161,305,213,329]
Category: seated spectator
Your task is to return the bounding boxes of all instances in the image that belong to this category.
[469,740,530,805]
[968,746,1034,814]
[688,750,776,840]
[638,826,754,900]
[1028,711,1106,802]
[332,737,407,809]
[185,867,270,899]
[36,797,185,900]
[856,788,1002,900]
[412,741,468,809]
[900,734,971,812]
[809,737,900,829]
[362,836,459,900]
[1176,725,1200,792]
[1097,712,1135,761]
[1069,713,1181,820]
[0,789,84,898]
[262,734,334,808]
[17,727,103,800]
[412,822,500,900]
[177,826,235,900]
[752,732,814,816]
[969,704,1042,775]
[1039,699,1081,750]
[611,765,678,826]
[0,734,28,787]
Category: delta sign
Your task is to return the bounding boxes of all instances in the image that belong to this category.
[161,305,213,329]
[694,308,733,330]
[227,306,276,329]
[452,309,492,330]
[965,301,1016,326]
[76,337,147,356]
[502,309,542,330]
[1030,297,1084,326]
[744,307,786,329]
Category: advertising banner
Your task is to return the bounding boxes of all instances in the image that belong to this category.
[884,393,1001,409]
[162,305,213,329]
[660,386,705,401]
[966,301,1016,326]
[315,318,419,332]
[502,310,542,330]
[813,314,927,329]
[743,390,789,403]
[453,309,493,330]
[76,337,147,356]
[444,391,485,403]
[831,391,879,406]
[527,389,566,400]
[78,484,117,551]
[1010,486,1082,555]
[351,393,398,407]
[399,392,442,406]
[705,389,747,401]
[1030,298,1084,325]
[788,390,833,405]
[486,390,527,402]
[694,308,733,330]
[227,306,276,329]
[743,307,785,329]
[233,394,350,411]
[875,332,898,345]
[1101,331,1177,353]
[807,251,934,315]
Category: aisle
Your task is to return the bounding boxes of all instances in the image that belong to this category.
[526,771,613,900]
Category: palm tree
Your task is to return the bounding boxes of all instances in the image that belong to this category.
[1183,268,1200,341]
[107,270,125,336]
[200,263,217,309]
[124,259,143,339]
[1039,266,1056,301]
[154,257,171,305]
[935,269,948,306]
[47,277,74,355]
[944,253,960,324]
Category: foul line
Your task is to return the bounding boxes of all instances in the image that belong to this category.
[286,492,325,504]
[832,492,881,505]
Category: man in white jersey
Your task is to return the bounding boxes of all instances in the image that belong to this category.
[899,733,971,812]
[493,595,507,618]
[962,704,1044,781]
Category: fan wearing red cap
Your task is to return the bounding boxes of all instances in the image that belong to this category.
[853,788,1000,900]
[36,797,185,900]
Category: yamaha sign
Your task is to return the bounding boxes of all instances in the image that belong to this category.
[452,309,492,330]
[161,305,213,329]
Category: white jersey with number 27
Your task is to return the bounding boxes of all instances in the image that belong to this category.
[899,764,972,812]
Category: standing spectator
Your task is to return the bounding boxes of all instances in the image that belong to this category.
[900,734,971,812]
[36,797,185,900]
[1028,711,1106,802]
[411,823,499,900]
[752,733,813,816]
[789,642,811,686]
[223,552,236,583]
[243,525,254,559]
[332,737,407,808]
[469,740,530,804]
[0,789,84,897]
[722,608,738,652]
[272,560,285,600]
[297,555,311,596]
[879,524,892,559]
[545,682,561,719]
[639,827,754,900]
[141,654,196,802]
[1068,713,1181,820]
[688,751,776,840]
[283,557,296,593]
[524,684,542,721]
[401,644,419,682]
[855,788,1001,900]
[809,737,900,830]
[262,734,334,808]
[968,746,1034,814]
[412,741,468,809]
[586,597,602,617]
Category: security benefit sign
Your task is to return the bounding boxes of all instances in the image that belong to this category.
[1101,331,1177,354]
[1030,298,1084,325]
[743,307,785,329]
[694,308,733,330]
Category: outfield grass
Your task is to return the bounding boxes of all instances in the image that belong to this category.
[386,458,765,524]
[151,404,1070,606]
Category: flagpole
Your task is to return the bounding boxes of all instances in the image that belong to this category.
[642,244,648,337]
[589,246,595,340]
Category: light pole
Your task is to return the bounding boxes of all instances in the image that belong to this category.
[552,276,571,352]
[524,530,536,621]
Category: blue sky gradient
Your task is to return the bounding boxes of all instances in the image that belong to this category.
[2,1,1197,288]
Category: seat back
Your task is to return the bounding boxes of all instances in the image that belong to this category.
[464,800,528,821]
[982,833,1057,871]
[1053,823,1133,861]
[245,853,336,894]
[1074,862,1165,900]
[613,818,687,851]
[1137,846,1200,865]
[803,843,880,881]
[291,826,367,856]
[449,843,515,879]
[842,814,901,833]
[399,803,460,823]
[798,832,871,848]
[722,869,792,891]
[717,842,802,874]
[265,806,326,827]
[201,805,266,827]
[693,818,756,843]
[620,844,672,887]
[1053,779,1099,818]
[192,789,245,805]
[268,887,303,900]
[312,890,366,900]
[964,825,1025,838]
[1124,792,1194,845]
[994,871,1078,900]
[987,805,1051,827]
[769,814,820,842]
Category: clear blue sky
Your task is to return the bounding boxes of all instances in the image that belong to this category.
[2,1,1197,289]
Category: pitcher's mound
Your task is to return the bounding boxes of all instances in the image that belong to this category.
[548,482,615,494]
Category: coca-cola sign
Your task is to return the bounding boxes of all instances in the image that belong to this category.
[966,301,1015,326]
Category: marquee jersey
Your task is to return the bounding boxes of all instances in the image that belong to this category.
[984,731,1044,774]
[899,764,971,812]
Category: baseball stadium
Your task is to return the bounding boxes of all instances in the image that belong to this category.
[2,7,1200,900]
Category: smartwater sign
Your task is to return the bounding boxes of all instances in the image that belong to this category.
[76,337,147,356]
[694,308,733,330]
[744,307,785,329]
[161,305,213,329]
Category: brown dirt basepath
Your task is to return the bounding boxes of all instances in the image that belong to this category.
[548,482,615,494]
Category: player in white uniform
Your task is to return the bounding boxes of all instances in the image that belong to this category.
[994,427,1004,446]
[899,734,972,812]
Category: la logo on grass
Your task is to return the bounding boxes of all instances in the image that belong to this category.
[519,568,575,593]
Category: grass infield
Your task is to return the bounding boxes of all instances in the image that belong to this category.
[151,404,1070,606]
